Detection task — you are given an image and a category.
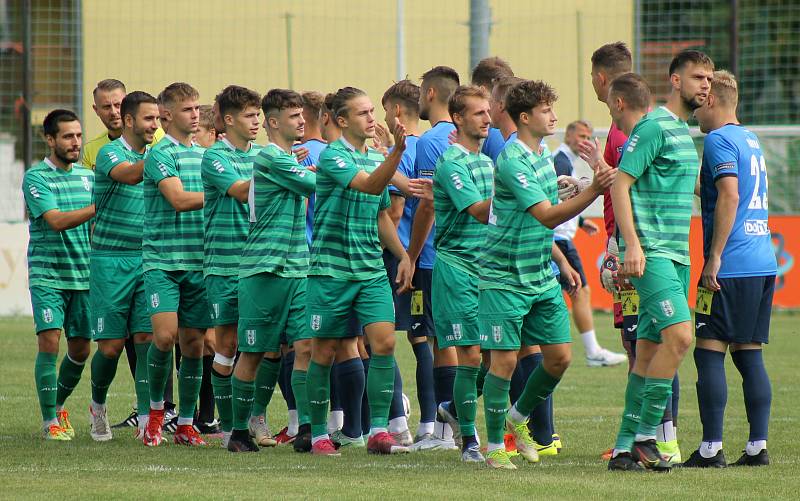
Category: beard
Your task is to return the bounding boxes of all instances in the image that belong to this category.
[54,146,79,165]
[419,106,429,121]
[682,90,706,111]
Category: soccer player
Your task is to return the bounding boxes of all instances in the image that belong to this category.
[608,50,713,472]
[470,56,514,160]
[81,79,126,170]
[487,75,523,162]
[479,80,615,470]
[225,89,312,452]
[305,86,412,456]
[194,104,218,148]
[408,66,461,450]
[87,91,159,441]
[683,70,777,468]
[141,82,210,447]
[202,85,281,448]
[379,79,427,445]
[553,120,626,367]
[23,109,94,440]
[429,85,494,462]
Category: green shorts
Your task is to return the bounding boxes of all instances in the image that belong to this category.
[238,273,307,353]
[29,286,91,338]
[478,283,571,350]
[90,252,151,340]
[629,257,691,343]
[432,259,480,348]
[307,274,394,339]
[144,269,211,329]
[205,274,239,326]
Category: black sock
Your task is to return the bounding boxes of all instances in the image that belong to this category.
[197,355,215,423]
[411,341,436,423]
[279,350,296,411]
[731,349,771,442]
[432,365,456,421]
[389,357,405,420]
[336,357,366,439]
[694,348,727,443]
[360,357,371,436]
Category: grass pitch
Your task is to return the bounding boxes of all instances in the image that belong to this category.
[1,313,798,500]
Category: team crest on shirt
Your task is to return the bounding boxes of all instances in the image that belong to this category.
[97,317,104,333]
[150,293,160,308]
[42,308,53,324]
[82,176,91,191]
[311,314,322,331]
[660,299,675,318]
[450,173,464,190]
[515,172,529,188]
[452,323,462,341]
[492,325,502,343]
[246,329,256,346]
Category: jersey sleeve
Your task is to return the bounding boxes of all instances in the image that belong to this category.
[144,148,178,186]
[438,160,484,212]
[319,149,360,189]
[258,149,316,196]
[202,150,244,195]
[388,148,414,196]
[703,133,739,180]
[95,142,128,178]
[379,187,391,210]
[23,171,58,218]
[553,152,573,177]
[618,119,663,179]
[498,156,547,211]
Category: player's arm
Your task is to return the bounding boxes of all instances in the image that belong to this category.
[406,137,439,263]
[348,123,407,195]
[24,172,95,231]
[42,205,96,232]
[202,151,251,203]
[147,150,203,212]
[552,241,581,295]
[264,152,317,196]
[96,143,145,185]
[440,160,492,224]
[701,135,741,291]
[226,180,250,203]
[388,194,405,228]
[378,208,413,293]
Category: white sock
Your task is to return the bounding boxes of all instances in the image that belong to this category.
[611,448,629,458]
[442,422,454,441]
[746,440,767,456]
[55,404,64,412]
[700,440,723,458]
[388,416,408,434]
[287,409,299,436]
[656,421,676,442]
[507,404,526,424]
[139,414,149,429]
[369,427,387,437]
[635,433,657,442]
[327,410,344,434]
[150,400,165,411]
[90,401,105,413]
[487,442,505,453]
[44,418,59,428]
[177,417,193,426]
[311,433,329,445]
[417,421,434,436]
[581,330,601,357]
[433,420,444,439]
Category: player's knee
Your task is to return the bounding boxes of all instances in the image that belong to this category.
[293,341,312,361]
[544,351,572,376]
[98,340,124,359]
[664,323,693,356]
[68,340,91,363]
[36,330,60,353]
[368,334,395,356]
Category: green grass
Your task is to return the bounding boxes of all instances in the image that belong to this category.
[1,313,798,500]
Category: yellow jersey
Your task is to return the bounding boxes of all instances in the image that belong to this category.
[80,127,165,169]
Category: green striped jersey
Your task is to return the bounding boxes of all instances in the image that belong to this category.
[310,137,391,280]
[618,106,699,265]
[22,159,93,289]
[93,137,146,252]
[432,144,493,276]
[142,135,205,272]
[480,139,558,294]
[202,139,260,277]
[240,143,316,279]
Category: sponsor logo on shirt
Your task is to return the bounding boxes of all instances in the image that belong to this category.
[746,138,760,150]
[744,219,770,236]
[157,163,169,177]
[714,162,736,174]
[419,169,435,178]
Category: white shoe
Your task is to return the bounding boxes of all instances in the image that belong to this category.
[586,348,627,367]
[249,415,277,447]
[221,431,232,448]
[89,405,112,442]
[391,428,414,447]
[409,435,458,451]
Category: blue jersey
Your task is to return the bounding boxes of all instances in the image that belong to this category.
[700,124,777,278]
[413,121,455,269]
[481,127,506,162]
[295,138,327,245]
[387,135,419,249]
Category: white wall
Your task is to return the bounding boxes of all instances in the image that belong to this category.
[0,223,32,315]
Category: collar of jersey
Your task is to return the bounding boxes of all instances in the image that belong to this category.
[44,157,69,172]
[658,105,681,122]
[452,143,476,156]
[221,137,253,153]
[165,133,197,148]
[339,136,360,153]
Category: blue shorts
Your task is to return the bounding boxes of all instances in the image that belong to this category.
[555,239,588,291]
[695,275,775,345]
[409,266,434,339]
[383,250,410,331]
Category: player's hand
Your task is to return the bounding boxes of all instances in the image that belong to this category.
[591,161,616,192]
[600,237,620,293]
[375,122,394,148]
[701,254,722,291]
[621,243,645,279]
[448,128,458,145]
[578,137,603,170]
[307,165,318,173]
[581,219,599,236]
[557,175,591,201]
[396,255,414,294]
[559,263,582,297]
[392,118,407,153]
[408,178,434,201]
[294,146,310,163]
